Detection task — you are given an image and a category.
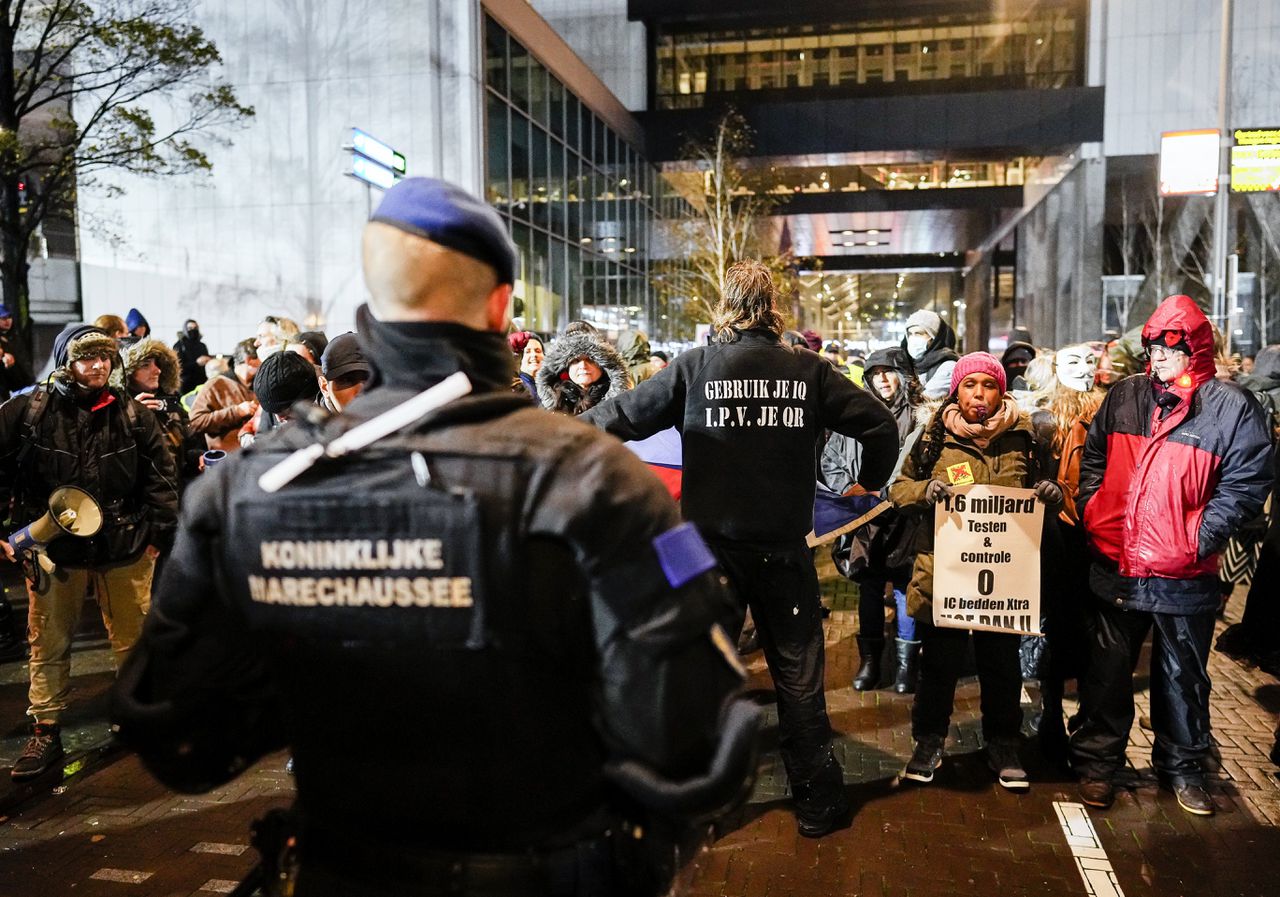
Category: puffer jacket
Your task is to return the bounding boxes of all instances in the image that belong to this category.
[536,332,631,415]
[123,338,202,485]
[0,326,178,566]
[1078,295,1272,613]
[889,407,1042,623]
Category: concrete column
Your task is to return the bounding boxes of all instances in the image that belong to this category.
[964,252,993,353]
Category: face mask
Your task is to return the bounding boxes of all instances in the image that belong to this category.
[906,335,929,360]
[1055,346,1097,392]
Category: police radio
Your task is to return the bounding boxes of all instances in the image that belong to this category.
[7,486,104,552]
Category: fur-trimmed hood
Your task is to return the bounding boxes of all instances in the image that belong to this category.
[122,337,182,394]
[536,331,631,414]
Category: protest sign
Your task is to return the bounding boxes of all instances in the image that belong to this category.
[932,484,1043,635]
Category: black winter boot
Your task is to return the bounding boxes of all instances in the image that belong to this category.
[792,756,851,838]
[892,638,920,694]
[852,638,884,691]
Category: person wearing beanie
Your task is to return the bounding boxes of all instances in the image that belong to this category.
[902,308,960,399]
[1070,295,1272,817]
[0,323,177,781]
[252,348,320,426]
[0,301,33,402]
[890,350,1063,793]
[114,176,754,896]
[1001,341,1037,391]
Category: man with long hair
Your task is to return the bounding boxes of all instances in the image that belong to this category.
[584,259,898,837]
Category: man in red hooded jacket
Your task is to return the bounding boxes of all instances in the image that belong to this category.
[1070,295,1272,816]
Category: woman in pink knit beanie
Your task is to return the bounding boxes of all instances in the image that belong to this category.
[888,351,1063,793]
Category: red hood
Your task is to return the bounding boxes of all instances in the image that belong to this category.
[1141,294,1217,393]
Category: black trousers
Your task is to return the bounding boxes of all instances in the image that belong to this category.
[1069,599,1216,785]
[911,622,1023,743]
[712,540,839,792]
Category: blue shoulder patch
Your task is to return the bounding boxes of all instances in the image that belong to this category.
[653,522,716,588]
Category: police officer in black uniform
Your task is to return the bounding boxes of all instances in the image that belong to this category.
[583,260,898,838]
[112,178,757,897]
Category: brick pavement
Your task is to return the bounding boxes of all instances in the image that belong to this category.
[0,559,1275,896]
[677,558,1280,897]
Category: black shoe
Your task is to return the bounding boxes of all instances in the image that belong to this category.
[852,638,883,691]
[736,628,759,656]
[903,736,944,783]
[11,723,64,782]
[795,787,851,838]
[892,638,920,694]
[986,738,1029,791]
[1166,781,1215,816]
[1078,778,1114,809]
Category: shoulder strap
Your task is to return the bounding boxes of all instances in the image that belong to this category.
[120,392,142,432]
[22,387,49,435]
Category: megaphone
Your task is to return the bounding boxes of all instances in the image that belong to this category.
[7,486,104,552]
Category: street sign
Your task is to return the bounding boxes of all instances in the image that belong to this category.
[1159,129,1220,196]
[1231,128,1280,193]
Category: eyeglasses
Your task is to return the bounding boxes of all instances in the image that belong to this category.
[1147,345,1186,360]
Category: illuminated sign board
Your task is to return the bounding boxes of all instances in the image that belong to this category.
[1231,128,1280,193]
[350,127,407,176]
[349,153,396,190]
[1159,129,1220,196]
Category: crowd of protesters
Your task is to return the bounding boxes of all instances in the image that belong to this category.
[0,262,1278,833]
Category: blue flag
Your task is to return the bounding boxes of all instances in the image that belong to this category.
[808,483,891,547]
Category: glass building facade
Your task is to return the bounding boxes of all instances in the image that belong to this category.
[484,14,679,337]
[652,4,1084,110]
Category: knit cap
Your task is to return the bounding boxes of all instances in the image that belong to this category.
[253,349,319,414]
[904,309,941,339]
[949,351,1007,395]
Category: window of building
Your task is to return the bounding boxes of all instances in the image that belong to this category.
[484,14,666,336]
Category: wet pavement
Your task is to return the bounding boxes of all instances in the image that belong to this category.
[0,560,1276,896]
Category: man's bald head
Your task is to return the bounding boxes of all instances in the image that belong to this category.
[362,222,506,329]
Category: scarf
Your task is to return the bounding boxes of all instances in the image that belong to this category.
[942,395,1020,448]
[355,304,515,395]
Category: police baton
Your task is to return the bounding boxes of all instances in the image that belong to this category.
[257,372,472,494]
